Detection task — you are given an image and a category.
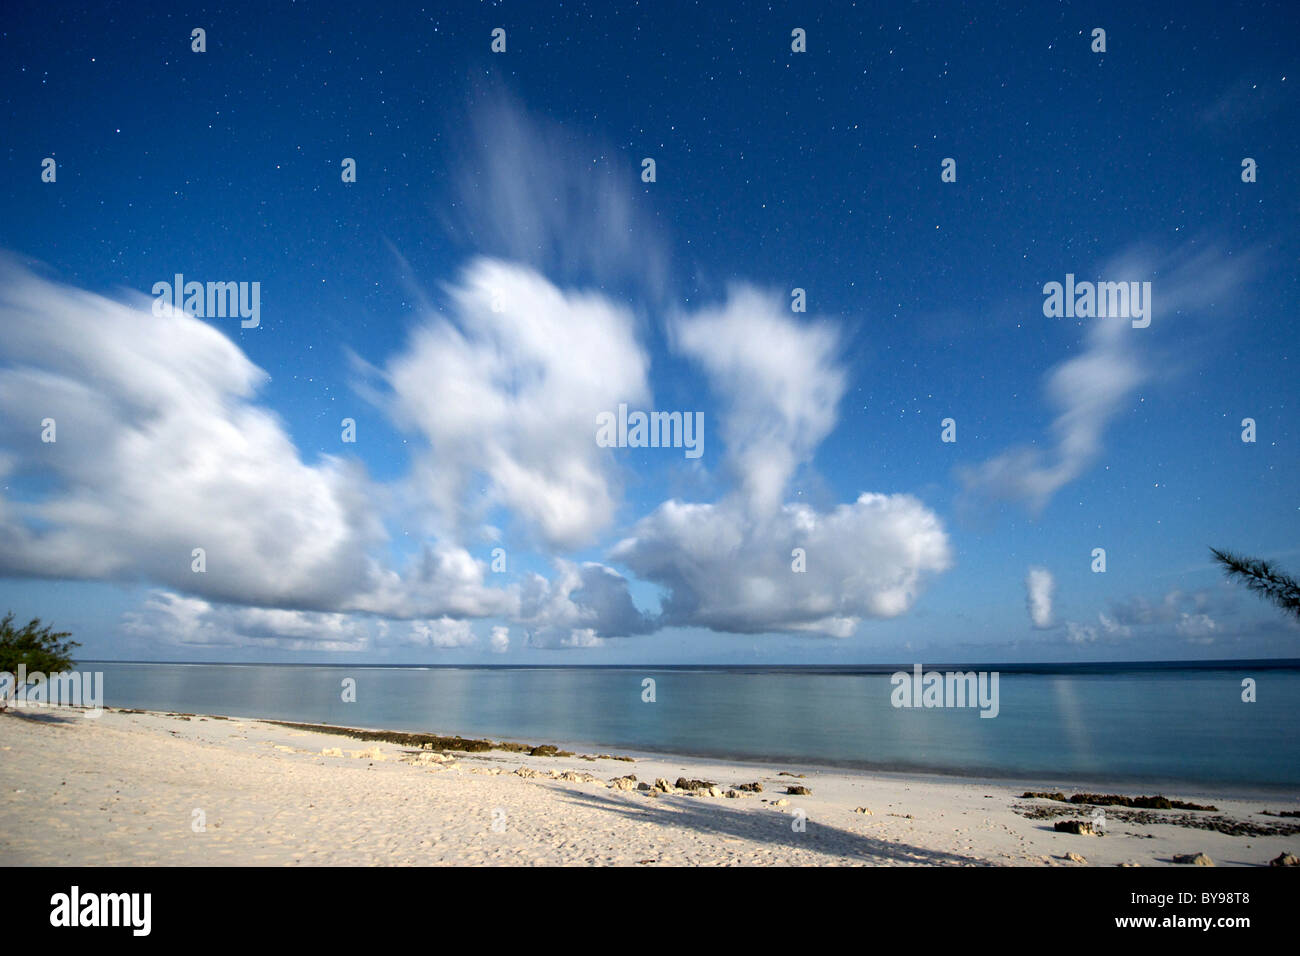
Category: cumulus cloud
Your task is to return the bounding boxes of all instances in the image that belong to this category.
[489,626,510,654]
[1108,589,1223,645]
[603,288,951,638]
[529,627,603,649]
[0,258,382,611]
[405,617,477,649]
[0,96,963,650]
[1025,567,1055,629]
[672,286,845,516]
[1055,586,1264,648]
[612,494,952,637]
[123,591,376,652]
[383,258,650,550]
[1175,613,1218,643]
[518,560,650,645]
[345,543,518,620]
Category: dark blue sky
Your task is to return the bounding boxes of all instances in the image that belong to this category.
[1,0,1297,663]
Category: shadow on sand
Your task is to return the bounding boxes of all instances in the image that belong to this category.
[548,784,991,865]
[1,709,81,725]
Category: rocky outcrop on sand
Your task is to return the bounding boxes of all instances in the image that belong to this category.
[1054,820,1099,836]
[1021,791,1217,811]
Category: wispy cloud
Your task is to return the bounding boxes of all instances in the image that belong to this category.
[444,88,669,298]
[959,242,1255,513]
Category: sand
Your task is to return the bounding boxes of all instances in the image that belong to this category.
[2,706,1297,866]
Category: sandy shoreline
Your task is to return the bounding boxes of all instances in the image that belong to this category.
[2,706,1298,866]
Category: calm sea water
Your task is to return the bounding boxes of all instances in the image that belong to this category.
[85,661,1300,790]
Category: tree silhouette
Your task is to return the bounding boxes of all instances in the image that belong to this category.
[1210,548,1300,620]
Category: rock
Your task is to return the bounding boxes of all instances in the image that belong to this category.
[1269,852,1299,866]
[707,786,723,798]
[853,807,873,815]
[558,770,604,785]
[528,745,559,757]
[1063,852,1087,864]
[636,782,652,791]
[1172,852,1214,866]
[735,782,763,792]
[407,751,453,767]
[773,798,790,807]
[674,777,717,792]
[785,785,812,796]
[514,766,540,778]
[609,775,638,791]
[1023,791,1217,812]
[653,777,674,793]
[725,789,741,798]
[1053,820,1097,835]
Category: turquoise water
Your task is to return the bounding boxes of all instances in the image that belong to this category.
[85,661,1300,789]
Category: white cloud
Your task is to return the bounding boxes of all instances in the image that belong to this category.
[0,258,383,611]
[489,626,510,654]
[961,317,1142,514]
[1097,612,1131,638]
[518,560,650,643]
[1025,567,1055,629]
[406,617,476,649]
[123,591,375,652]
[445,89,669,297]
[0,97,966,650]
[1175,612,1218,643]
[612,494,951,637]
[960,242,1253,513]
[672,286,845,516]
[346,543,518,620]
[1065,621,1097,644]
[529,626,603,649]
[383,258,650,550]
[606,287,950,638]
[1058,587,1241,648]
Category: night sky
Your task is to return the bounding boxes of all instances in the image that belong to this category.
[1,0,1296,663]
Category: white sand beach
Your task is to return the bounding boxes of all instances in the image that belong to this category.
[2,706,1297,867]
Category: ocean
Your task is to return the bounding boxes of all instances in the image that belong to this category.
[84,660,1300,790]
